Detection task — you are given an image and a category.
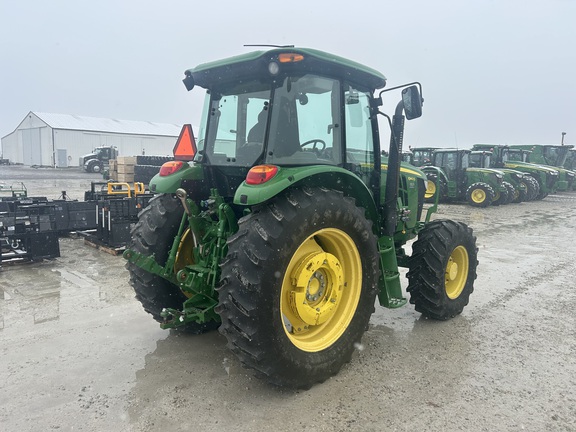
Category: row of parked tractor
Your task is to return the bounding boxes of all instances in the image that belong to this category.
[401,144,576,207]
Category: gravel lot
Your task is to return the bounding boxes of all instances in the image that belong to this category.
[1,165,575,432]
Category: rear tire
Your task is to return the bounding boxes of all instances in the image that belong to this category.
[465,182,494,207]
[407,220,478,320]
[217,187,379,388]
[127,193,219,333]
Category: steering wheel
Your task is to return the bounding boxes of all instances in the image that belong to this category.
[300,139,326,152]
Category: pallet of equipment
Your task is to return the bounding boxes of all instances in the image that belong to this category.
[79,232,126,256]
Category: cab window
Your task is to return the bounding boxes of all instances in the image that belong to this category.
[266,75,341,165]
[344,86,373,165]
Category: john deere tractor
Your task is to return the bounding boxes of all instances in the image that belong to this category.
[509,144,576,192]
[415,148,508,207]
[469,150,534,202]
[123,48,478,388]
[472,144,559,199]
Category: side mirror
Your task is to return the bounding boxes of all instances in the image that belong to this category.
[402,85,423,120]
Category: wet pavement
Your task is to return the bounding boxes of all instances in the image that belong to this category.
[0,165,575,431]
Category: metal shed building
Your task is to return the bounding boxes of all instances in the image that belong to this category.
[1,112,181,167]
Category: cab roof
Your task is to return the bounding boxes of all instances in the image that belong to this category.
[185,47,387,91]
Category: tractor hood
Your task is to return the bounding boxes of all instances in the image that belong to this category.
[466,167,503,178]
[504,161,559,174]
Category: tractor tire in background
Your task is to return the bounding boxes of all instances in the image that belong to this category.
[503,181,516,204]
[136,155,173,166]
[406,220,478,320]
[134,164,161,184]
[127,193,220,333]
[536,189,548,200]
[217,187,379,388]
[465,182,494,208]
[491,184,509,206]
[512,180,529,203]
[424,174,446,203]
[524,177,540,201]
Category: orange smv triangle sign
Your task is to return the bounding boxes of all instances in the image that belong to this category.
[173,124,197,161]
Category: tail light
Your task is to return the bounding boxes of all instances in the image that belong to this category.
[246,165,279,185]
[159,161,184,176]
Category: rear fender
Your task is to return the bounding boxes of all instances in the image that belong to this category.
[148,163,204,194]
[234,166,379,231]
[421,166,448,184]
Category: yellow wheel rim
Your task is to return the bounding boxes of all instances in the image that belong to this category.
[280,228,362,352]
[471,188,486,203]
[425,180,437,199]
[445,245,469,299]
[174,229,196,298]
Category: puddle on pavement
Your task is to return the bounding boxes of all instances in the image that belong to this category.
[0,237,132,332]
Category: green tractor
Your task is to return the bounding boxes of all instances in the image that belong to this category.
[416,148,508,207]
[123,48,478,388]
[469,150,535,202]
[509,144,576,192]
[472,144,559,199]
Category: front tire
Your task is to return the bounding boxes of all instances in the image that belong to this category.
[217,187,379,388]
[407,220,478,320]
[465,182,494,207]
[524,177,540,201]
[424,174,446,203]
[503,181,516,204]
[491,184,509,206]
[127,193,219,333]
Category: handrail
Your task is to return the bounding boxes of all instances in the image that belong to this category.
[106,182,147,198]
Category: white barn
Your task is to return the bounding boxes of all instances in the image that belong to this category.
[1,112,181,167]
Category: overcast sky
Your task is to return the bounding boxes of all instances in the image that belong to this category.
[1,0,574,149]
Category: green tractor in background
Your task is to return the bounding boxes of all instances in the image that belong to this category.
[123,48,478,388]
[472,144,559,199]
[413,148,509,207]
[469,150,536,202]
[509,144,576,192]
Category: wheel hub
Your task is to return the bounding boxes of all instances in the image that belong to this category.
[472,189,486,203]
[444,246,469,299]
[446,260,459,281]
[305,271,327,302]
[290,252,343,326]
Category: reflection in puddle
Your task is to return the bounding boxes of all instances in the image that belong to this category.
[0,238,130,332]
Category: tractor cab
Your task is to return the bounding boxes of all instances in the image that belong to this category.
[408,147,438,167]
[469,150,492,169]
[157,48,426,225]
[430,149,469,194]
[502,148,529,164]
[508,144,574,167]
[539,145,573,167]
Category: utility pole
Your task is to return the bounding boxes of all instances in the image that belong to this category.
[561,132,566,145]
